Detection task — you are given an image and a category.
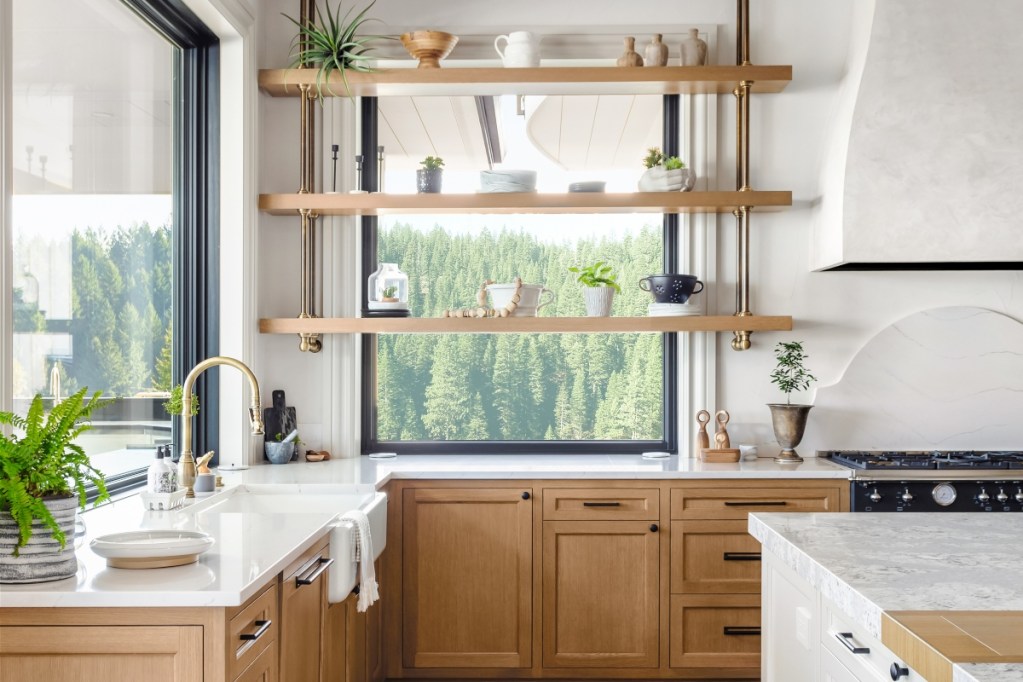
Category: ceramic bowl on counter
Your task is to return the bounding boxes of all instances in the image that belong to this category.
[480,169,537,193]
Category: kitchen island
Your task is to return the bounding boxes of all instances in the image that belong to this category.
[749,512,1023,682]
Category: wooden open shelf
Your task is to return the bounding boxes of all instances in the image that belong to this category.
[259,315,793,335]
[258,65,792,98]
[258,191,792,216]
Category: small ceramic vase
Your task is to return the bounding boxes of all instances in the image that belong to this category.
[644,34,669,67]
[616,37,644,67]
[680,28,708,66]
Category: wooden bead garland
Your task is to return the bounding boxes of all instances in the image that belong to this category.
[443,277,522,319]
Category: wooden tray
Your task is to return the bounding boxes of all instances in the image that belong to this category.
[701,448,740,463]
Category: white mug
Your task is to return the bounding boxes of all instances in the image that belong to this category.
[487,283,555,316]
[494,31,541,68]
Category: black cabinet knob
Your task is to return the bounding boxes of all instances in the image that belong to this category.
[521,492,530,500]
[649,524,658,532]
[890,662,909,680]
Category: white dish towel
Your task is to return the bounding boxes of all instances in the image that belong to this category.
[340,509,379,612]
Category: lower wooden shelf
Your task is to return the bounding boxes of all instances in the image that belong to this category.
[258,315,793,335]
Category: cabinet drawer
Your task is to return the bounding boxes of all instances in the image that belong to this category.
[820,597,924,682]
[670,487,842,519]
[670,520,762,594]
[228,582,279,680]
[235,637,278,682]
[543,487,659,520]
[669,594,760,669]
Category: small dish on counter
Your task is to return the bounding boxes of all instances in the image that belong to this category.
[647,302,703,317]
[89,530,214,569]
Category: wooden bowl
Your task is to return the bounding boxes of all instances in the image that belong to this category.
[400,31,458,69]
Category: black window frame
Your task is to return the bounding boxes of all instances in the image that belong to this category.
[97,0,220,495]
[359,96,681,455]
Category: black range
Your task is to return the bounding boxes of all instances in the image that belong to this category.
[821,450,1023,512]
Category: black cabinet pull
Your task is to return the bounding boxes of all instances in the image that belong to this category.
[723,626,761,636]
[521,492,530,500]
[836,632,870,655]
[296,557,334,586]
[649,524,658,532]
[723,552,762,561]
[724,500,787,506]
[239,619,271,641]
[582,501,621,507]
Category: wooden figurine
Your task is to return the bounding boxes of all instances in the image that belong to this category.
[695,410,711,454]
[715,410,731,449]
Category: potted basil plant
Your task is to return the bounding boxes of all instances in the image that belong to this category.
[0,389,111,583]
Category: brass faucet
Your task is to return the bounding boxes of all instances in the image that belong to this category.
[179,356,264,497]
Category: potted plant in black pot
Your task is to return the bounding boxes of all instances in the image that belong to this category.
[0,389,111,583]
[768,341,817,463]
[417,156,444,193]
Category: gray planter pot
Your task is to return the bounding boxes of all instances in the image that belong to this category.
[0,495,79,583]
[767,403,813,463]
[416,168,443,193]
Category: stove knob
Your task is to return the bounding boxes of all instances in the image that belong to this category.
[901,488,913,503]
[977,488,990,504]
[996,488,1009,504]
[1016,488,1023,503]
[870,488,882,503]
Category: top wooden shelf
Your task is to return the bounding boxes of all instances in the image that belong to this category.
[258,65,792,98]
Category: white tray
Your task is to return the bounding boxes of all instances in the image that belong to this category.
[90,530,214,569]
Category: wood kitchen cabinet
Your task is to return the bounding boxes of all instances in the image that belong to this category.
[541,519,660,669]
[280,538,332,682]
[400,486,533,670]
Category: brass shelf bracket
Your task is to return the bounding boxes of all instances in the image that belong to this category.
[732,0,755,351]
[295,0,322,353]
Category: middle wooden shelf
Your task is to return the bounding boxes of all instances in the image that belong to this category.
[258,191,792,216]
[259,315,794,335]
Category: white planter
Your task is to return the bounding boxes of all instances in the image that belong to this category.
[0,495,78,583]
[638,166,696,192]
[583,286,615,317]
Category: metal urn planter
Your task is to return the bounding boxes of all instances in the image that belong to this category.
[767,403,812,463]
[0,495,78,583]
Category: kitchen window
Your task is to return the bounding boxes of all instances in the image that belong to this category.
[361,93,682,454]
[4,0,219,493]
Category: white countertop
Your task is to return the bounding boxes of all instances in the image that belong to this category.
[748,513,1023,682]
[0,455,848,609]
[217,453,851,487]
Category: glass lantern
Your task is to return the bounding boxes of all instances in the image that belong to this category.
[367,263,410,317]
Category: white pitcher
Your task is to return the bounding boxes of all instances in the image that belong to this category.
[494,31,541,68]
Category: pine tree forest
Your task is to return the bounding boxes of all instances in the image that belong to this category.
[375,221,666,442]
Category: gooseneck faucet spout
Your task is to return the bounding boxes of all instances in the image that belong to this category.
[179,356,264,497]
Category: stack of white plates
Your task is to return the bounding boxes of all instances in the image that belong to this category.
[648,302,703,317]
[480,169,537,193]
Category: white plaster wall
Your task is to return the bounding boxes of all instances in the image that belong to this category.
[254,0,1023,458]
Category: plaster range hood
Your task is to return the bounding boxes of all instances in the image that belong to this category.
[812,0,1023,271]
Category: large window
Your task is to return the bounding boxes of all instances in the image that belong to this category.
[363,94,678,453]
[8,0,218,490]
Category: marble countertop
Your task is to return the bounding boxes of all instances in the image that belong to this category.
[217,453,852,487]
[749,513,1023,682]
[0,455,847,609]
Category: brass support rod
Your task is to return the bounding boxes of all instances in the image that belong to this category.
[295,0,321,353]
[739,80,752,191]
[737,0,751,66]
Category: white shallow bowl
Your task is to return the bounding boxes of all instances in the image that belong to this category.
[90,530,214,569]
[480,169,537,192]
[568,181,606,193]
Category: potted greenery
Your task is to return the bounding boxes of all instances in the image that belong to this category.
[282,0,387,102]
[638,147,695,192]
[417,156,444,193]
[0,389,111,583]
[767,341,817,463]
[569,261,622,317]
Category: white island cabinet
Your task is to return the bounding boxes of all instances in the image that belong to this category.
[751,512,1023,682]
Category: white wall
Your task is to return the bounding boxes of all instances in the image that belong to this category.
[254,0,1023,458]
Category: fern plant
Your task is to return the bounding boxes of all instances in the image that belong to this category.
[282,0,387,102]
[0,389,111,555]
